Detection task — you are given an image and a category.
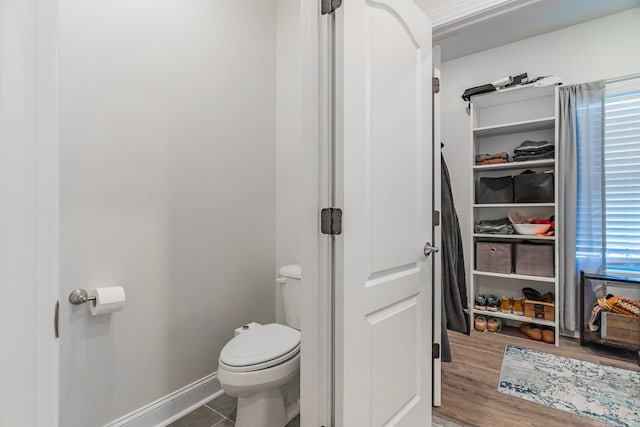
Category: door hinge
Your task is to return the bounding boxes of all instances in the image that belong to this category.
[432,76,440,94]
[433,210,440,227]
[54,299,60,339]
[321,207,342,235]
[432,342,440,359]
[321,0,342,15]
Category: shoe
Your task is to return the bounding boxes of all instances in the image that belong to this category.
[522,287,542,301]
[512,298,525,316]
[542,329,555,344]
[541,292,555,303]
[519,323,542,341]
[487,317,503,333]
[474,315,488,332]
[474,295,487,310]
[486,295,499,312]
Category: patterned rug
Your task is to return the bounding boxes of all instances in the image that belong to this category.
[498,345,640,427]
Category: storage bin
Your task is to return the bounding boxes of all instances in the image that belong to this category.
[524,300,555,321]
[476,176,514,204]
[601,312,640,345]
[476,242,513,274]
[513,171,554,203]
[515,243,554,277]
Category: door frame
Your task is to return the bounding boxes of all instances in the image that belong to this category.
[27,1,328,427]
[299,2,333,427]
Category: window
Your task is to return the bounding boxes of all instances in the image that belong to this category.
[604,87,640,272]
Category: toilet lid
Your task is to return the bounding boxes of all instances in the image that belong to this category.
[219,324,301,371]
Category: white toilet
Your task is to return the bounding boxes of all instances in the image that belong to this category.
[218,264,302,427]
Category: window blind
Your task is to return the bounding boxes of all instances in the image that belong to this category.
[604,89,640,271]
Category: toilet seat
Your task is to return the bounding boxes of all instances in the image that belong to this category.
[219,323,301,373]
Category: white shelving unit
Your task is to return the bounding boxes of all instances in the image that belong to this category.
[469,84,560,346]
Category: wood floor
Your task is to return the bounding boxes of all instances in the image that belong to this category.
[433,328,639,427]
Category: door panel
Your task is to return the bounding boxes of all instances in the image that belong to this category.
[335,0,433,425]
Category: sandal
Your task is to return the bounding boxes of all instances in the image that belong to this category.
[474,295,487,310]
[487,317,503,333]
[519,323,542,341]
[486,295,499,312]
[474,315,488,332]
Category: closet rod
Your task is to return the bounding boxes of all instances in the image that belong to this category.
[606,72,640,84]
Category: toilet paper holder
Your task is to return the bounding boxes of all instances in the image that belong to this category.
[68,289,96,305]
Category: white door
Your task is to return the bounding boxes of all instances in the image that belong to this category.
[334,1,433,425]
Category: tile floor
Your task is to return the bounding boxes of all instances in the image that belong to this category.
[169,390,460,427]
[168,391,299,427]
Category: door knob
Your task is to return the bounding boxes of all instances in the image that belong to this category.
[424,242,440,257]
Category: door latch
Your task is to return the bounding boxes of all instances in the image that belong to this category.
[424,242,440,257]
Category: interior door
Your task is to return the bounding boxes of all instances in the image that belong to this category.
[334,1,433,425]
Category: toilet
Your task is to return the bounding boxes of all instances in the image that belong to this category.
[218,264,302,427]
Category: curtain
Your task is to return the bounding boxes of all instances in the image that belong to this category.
[558,81,606,333]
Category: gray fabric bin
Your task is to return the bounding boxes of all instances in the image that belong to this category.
[476,242,513,274]
[515,243,554,277]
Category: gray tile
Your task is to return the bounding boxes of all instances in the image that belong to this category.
[168,406,223,427]
[206,393,237,421]
[285,414,300,427]
[213,418,234,427]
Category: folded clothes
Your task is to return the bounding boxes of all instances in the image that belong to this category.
[476,158,508,165]
[513,150,555,162]
[514,140,554,153]
[475,152,509,163]
[474,217,514,234]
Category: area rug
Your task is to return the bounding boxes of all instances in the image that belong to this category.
[498,344,640,427]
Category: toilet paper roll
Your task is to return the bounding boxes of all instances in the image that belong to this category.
[89,286,126,316]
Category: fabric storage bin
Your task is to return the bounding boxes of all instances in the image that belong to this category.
[476,176,514,204]
[513,171,554,203]
[476,242,513,274]
[515,243,554,277]
[524,300,555,321]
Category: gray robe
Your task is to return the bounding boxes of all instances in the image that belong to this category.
[441,153,470,362]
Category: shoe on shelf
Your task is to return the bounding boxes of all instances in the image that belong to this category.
[541,292,555,303]
[486,295,499,312]
[542,328,555,344]
[519,323,543,341]
[474,295,487,310]
[487,317,503,333]
[474,315,488,332]
[512,298,525,316]
[522,287,542,301]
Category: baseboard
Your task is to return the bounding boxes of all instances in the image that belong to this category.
[106,372,223,427]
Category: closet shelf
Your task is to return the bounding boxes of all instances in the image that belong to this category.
[472,308,556,327]
[473,159,555,171]
[473,203,555,208]
[473,116,555,137]
[470,84,557,108]
[473,270,556,283]
[473,233,555,241]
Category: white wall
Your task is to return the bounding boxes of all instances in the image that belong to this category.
[275,0,303,322]
[0,2,38,426]
[440,7,640,284]
[57,1,277,425]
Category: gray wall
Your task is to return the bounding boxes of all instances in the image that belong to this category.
[440,8,640,285]
[58,1,277,425]
[275,0,303,322]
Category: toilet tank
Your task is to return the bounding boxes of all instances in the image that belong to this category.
[278,264,302,330]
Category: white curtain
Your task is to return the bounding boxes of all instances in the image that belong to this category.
[558,81,606,333]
